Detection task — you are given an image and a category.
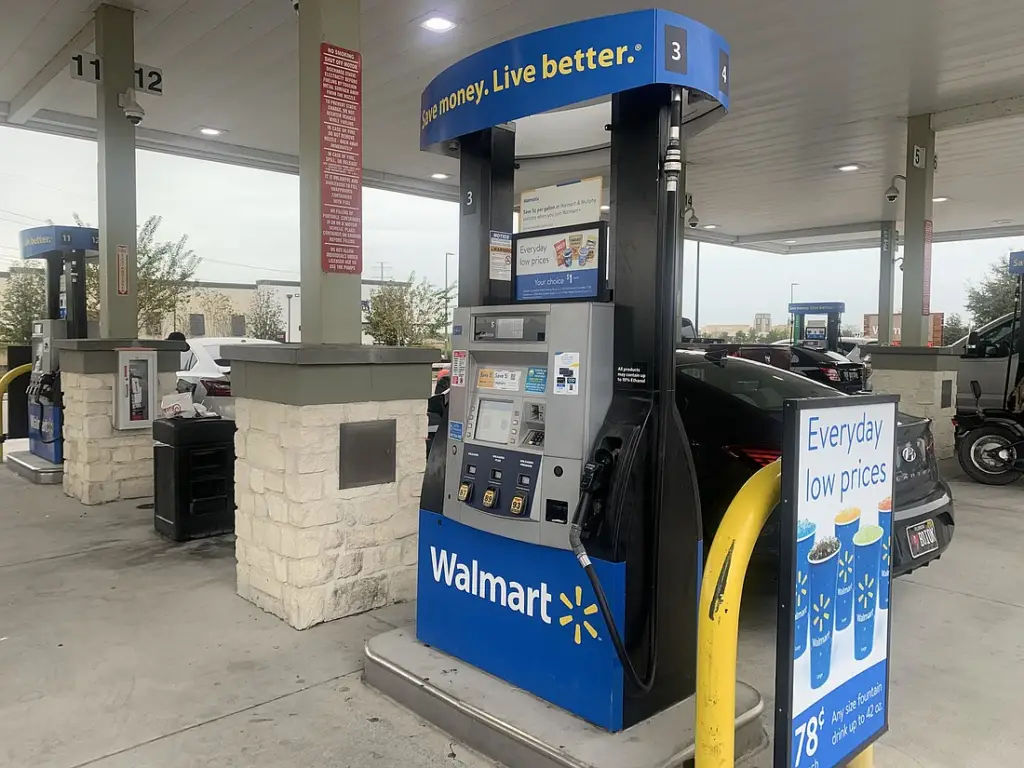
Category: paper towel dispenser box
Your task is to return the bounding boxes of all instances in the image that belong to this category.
[114,349,158,430]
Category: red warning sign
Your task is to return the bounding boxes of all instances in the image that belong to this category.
[320,43,362,275]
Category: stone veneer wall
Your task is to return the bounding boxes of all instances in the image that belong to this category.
[63,371,177,504]
[871,368,958,459]
[233,397,425,629]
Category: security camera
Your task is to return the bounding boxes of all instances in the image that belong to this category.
[118,89,145,126]
[291,0,299,13]
[687,212,700,228]
[884,185,900,203]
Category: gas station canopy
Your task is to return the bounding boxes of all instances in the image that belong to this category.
[4,0,1024,252]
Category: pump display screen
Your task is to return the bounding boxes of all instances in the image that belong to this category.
[474,399,515,444]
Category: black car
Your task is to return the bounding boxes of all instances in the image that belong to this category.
[675,349,954,576]
[788,345,866,394]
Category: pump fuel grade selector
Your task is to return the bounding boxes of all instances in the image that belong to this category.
[482,487,499,509]
[510,493,528,516]
[457,481,474,502]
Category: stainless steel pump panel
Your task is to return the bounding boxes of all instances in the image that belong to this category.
[443,302,614,549]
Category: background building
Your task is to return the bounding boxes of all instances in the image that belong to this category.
[753,313,772,334]
[862,312,945,345]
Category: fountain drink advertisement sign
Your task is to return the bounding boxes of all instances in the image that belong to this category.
[775,395,898,768]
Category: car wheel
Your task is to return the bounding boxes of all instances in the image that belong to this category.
[957,425,1023,485]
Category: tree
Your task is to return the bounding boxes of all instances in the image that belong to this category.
[364,274,451,347]
[942,313,970,345]
[79,214,201,334]
[841,324,861,337]
[196,289,234,337]
[966,255,1018,327]
[762,326,790,343]
[0,266,46,345]
[247,286,285,341]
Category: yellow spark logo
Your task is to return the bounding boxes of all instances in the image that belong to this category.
[559,585,599,645]
[857,575,875,609]
[811,595,831,632]
[796,570,808,608]
[838,551,854,584]
[882,540,890,566]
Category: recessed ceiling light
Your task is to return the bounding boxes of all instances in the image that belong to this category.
[784,239,797,244]
[600,204,610,211]
[836,164,861,172]
[430,173,450,180]
[199,127,224,136]
[932,196,949,202]
[420,16,457,33]
[703,224,717,230]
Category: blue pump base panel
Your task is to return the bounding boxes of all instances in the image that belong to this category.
[28,403,63,465]
[417,510,628,731]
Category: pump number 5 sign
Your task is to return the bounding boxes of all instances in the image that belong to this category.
[775,395,898,768]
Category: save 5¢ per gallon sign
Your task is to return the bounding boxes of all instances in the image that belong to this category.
[776,395,898,768]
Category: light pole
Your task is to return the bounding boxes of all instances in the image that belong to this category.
[693,241,701,334]
[286,293,299,342]
[444,251,454,335]
[789,283,799,342]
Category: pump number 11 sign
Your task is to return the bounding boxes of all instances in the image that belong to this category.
[775,395,898,768]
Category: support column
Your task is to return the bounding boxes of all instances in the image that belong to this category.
[95,3,138,338]
[297,0,363,344]
[459,127,515,307]
[900,115,935,347]
[877,220,897,344]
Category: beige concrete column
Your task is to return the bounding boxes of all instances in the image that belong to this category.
[297,0,363,344]
[95,4,139,337]
[900,115,935,347]
[225,345,440,629]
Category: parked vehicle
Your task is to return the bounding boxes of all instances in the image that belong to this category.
[176,337,281,419]
[675,349,953,576]
[787,345,867,394]
[953,380,1024,485]
[945,312,1018,410]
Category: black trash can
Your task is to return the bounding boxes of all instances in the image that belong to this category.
[153,417,236,542]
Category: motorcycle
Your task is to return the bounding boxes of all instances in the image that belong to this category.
[954,380,1024,485]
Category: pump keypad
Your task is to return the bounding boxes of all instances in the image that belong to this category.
[459,446,540,519]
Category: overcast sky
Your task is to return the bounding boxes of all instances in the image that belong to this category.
[0,125,1012,328]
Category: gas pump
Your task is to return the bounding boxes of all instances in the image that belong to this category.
[19,226,97,466]
[789,301,845,351]
[410,9,731,735]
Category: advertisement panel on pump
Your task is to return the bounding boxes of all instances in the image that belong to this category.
[776,395,898,768]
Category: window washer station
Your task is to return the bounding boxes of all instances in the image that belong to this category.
[364,11,763,766]
[6,225,96,483]
[789,301,845,352]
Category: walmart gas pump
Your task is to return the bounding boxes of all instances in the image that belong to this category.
[409,10,731,735]
[790,301,845,351]
[19,225,96,466]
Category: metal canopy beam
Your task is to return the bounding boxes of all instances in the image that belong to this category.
[6,21,95,125]
[734,222,880,245]
[931,95,1024,132]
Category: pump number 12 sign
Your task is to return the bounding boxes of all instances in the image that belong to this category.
[775,395,898,768]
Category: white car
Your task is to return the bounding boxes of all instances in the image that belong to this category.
[176,337,281,420]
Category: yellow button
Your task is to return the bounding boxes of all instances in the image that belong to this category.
[510,494,526,515]
[482,488,498,508]
[457,482,473,502]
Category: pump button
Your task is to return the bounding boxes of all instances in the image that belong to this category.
[510,493,528,516]
[457,481,473,503]
[482,487,499,509]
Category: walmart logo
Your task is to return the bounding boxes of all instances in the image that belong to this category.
[429,547,599,644]
[838,550,854,584]
[559,586,599,645]
[795,569,808,608]
[811,595,831,632]
[857,574,875,609]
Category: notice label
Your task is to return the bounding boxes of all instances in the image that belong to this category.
[615,363,648,389]
[449,421,464,441]
[525,367,548,394]
[451,350,468,387]
[489,231,512,281]
[553,351,580,396]
[478,368,521,392]
[116,245,129,296]
[320,44,363,275]
[519,177,603,233]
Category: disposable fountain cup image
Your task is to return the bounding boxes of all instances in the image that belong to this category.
[853,524,884,661]
[807,536,841,689]
[833,508,862,631]
[794,520,817,659]
[878,497,893,611]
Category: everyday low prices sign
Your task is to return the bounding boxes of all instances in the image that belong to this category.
[776,395,898,768]
[515,226,601,301]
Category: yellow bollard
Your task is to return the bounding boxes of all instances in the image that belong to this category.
[695,461,782,768]
[0,363,33,462]
[847,745,874,767]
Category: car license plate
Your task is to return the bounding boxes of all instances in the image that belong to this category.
[907,519,939,558]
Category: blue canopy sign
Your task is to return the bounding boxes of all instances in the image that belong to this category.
[420,9,730,148]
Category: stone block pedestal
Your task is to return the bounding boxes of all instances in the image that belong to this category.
[56,339,185,504]
[869,346,959,458]
[225,344,439,630]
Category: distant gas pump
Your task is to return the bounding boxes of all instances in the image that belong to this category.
[18,226,97,468]
[790,301,845,352]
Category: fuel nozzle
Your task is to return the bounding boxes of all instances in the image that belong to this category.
[570,447,617,564]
